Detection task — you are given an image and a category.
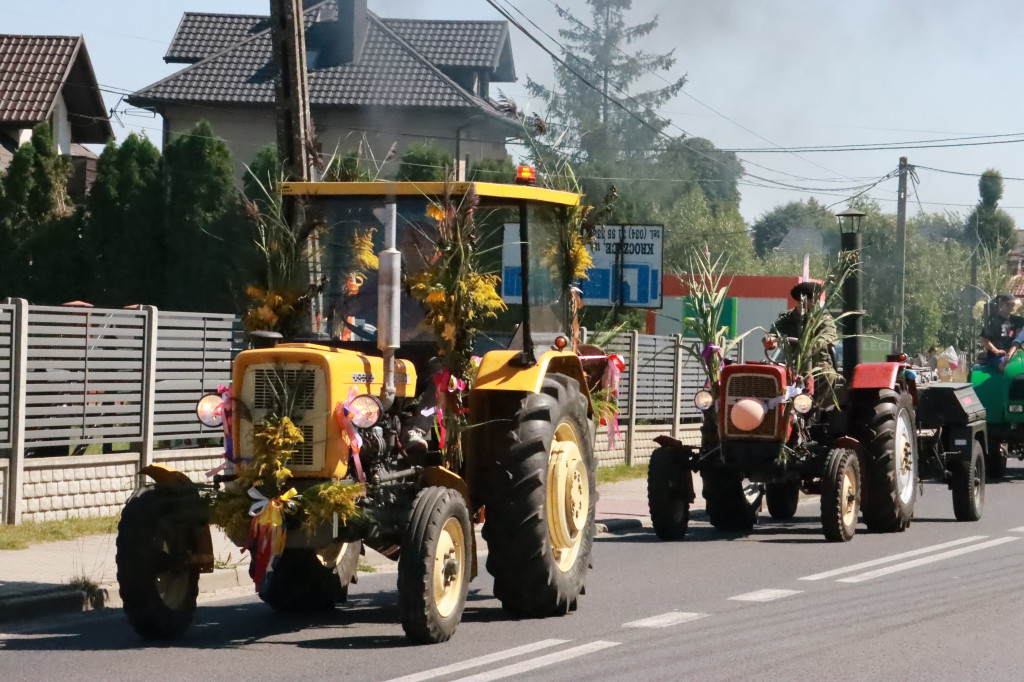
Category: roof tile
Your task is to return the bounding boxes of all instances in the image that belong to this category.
[0,35,79,122]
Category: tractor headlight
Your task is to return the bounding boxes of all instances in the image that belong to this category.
[347,394,383,429]
[196,393,224,427]
[694,390,714,411]
[793,393,814,414]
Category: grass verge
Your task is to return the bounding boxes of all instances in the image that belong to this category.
[0,516,119,551]
[596,462,649,485]
[358,560,377,573]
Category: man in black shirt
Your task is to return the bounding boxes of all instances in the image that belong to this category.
[980,294,1023,370]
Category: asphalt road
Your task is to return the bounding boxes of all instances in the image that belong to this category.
[4,465,1024,682]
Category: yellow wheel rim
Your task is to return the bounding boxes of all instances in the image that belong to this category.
[433,516,465,618]
[547,421,589,573]
[841,465,857,529]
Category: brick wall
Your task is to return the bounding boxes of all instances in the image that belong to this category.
[153,447,225,484]
[21,453,138,522]
[594,423,701,467]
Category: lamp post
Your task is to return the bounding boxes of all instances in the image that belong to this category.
[837,209,866,381]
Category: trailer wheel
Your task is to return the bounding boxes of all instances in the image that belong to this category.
[952,441,985,521]
[986,440,1007,480]
[647,447,691,540]
[765,481,800,520]
[482,374,595,617]
[821,448,859,542]
[702,469,757,532]
[856,389,917,533]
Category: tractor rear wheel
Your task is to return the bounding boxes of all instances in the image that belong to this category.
[647,446,692,540]
[821,448,860,542]
[116,486,202,638]
[765,480,800,520]
[856,389,918,533]
[952,441,985,521]
[482,375,596,617]
[702,469,757,532]
[398,487,472,644]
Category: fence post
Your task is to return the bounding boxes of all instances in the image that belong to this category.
[137,306,158,485]
[5,298,28,525]
[624,330,639,466]
[671,333,683,440]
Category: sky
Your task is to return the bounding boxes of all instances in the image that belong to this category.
[5,0,1024,227]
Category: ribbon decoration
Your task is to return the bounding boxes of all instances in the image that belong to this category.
[765,384,805,411]
[246,487,297,591]
[701,343,723,374]
[601,354,626,448]
[217,384,236,462]
[430,368,467,451]
[333,387,366,483]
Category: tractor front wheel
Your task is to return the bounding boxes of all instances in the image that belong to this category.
[398,487,472,644]
[116,486,202,638]
[482,375,596,617]
[821,448,860,542]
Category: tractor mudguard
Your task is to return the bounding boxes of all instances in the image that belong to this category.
[138,464,215,573]
[472,350,591,414]
[850,362,902,390]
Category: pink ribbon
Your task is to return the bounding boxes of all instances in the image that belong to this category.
[701,343,723,373]
[430,369,467,451]
[333,387,365,483]
[217,385,236,462]
[601,354,625,448]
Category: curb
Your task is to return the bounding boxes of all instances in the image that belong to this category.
[595,517,650,534]
[0,564,251,626]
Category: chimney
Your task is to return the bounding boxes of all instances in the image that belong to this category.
[333,0,367,65]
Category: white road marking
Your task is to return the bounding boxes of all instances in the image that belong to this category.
[623,611,708,628]
[799,536,988,581]
[728,588,802,602]
[1008,526,1024,534]
[384,639,569,682]
[838,537,1020,584]
[452,641,620,682]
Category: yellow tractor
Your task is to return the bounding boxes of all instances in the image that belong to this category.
[115,174,604,644]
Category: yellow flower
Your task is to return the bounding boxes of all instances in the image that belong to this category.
[427,204,446,221]
[426,290,446,304]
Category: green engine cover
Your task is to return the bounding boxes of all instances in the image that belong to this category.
[971,354,1024,425]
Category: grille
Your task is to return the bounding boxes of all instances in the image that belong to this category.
[252,368,317,411]
[725,373,781,439]
[291,424,315,467]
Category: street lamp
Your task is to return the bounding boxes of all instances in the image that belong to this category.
[837,209,865,381]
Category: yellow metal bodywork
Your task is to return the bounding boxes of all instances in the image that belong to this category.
[472,350,591,412]
[280,180,581,206]
[231,343,417,479]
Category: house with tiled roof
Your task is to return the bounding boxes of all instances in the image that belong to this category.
[128,0,519,179]
[0,34,112,189]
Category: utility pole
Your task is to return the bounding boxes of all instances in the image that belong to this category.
[270,0,320,331]
[895,156,909,354]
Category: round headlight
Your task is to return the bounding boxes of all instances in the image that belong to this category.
[196,393,224,428]
[347,394,383,429]
[793,393,814,414]
[694,390,714,411]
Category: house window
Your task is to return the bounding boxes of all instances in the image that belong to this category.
[306,48,320,69]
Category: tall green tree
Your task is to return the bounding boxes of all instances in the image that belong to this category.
[752,198,836,257]
[82,134,164,306]
[161,120,240,311]
[527,0,686,166]
[964,169,1016,253]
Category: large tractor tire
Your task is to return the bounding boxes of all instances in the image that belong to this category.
[482,374,596,617]
[647,446,692,541]
[821,448,860,542]
[952,441,985,522]
[398,487,472,644]
[116,486,203,638]
[765,480,801,520]
[702,469,757,532]
[855,389,918,533]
